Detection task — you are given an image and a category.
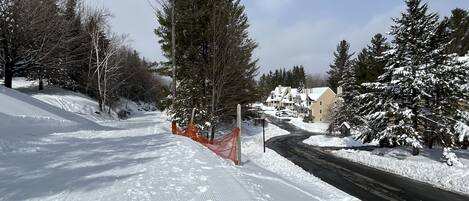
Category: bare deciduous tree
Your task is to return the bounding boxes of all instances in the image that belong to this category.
[85,8,127,112]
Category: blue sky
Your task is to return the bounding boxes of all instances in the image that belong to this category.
[85,0,469,75]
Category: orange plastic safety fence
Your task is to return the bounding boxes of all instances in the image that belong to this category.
[171,121,240,165]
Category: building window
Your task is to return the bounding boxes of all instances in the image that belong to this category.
[320,110,322,114]
[320,101,322,105]
[320,118,322,121]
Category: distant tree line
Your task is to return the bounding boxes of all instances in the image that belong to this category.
[257,66,306,99]
[0,0,163,113]
[328,0,469,165]
[156,0,258,138]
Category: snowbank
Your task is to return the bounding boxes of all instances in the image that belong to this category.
[116,98,157,118]
[332,147,469,195]
[0,85,104,153]
[289,118,329,133]
[241,121,358,201]
[0,86,96,125]
[303,135,376,147]
[12,78,117,121]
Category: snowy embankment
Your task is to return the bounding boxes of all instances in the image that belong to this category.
[332,147,469,195]
[0,85,104,153]
[289,118,329,133]
[12,78,117,122]
[0,83,357,200]
[241,122,358,201]
[303,135,376,147]
[261,107,369,148]
[258,104,328,133]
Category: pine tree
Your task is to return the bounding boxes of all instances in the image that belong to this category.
[156,0,258,134]
[446,8,469,56]
[327,40,357,135]
[357,0,442,152]
[355,34,391,85]
[327,40,354,93]
[60,0,91,91]
[354,48,371,85]
[329,57,360,135]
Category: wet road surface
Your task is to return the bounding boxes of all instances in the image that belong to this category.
[266,117,469,201]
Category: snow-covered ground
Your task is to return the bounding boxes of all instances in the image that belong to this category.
[303,135,377,147]
[13,78,117,122]
[289,118,329,133]
[260,104,373,148]
[256,104,329,133]
[241,122,358,201]
[0,83,358,200]
[332,147,469,195]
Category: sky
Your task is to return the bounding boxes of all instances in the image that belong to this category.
[84,0,469,75]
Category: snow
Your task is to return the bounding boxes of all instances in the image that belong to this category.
[266,86,288,103]
[303,135,376,147]
[241,121,358,201]
[0,85,358,200]
[265,86,331,109]
[13,77,117,121]
[332,147,469,195]
[455,122,469,142]
[443,148,465,167]
[0,85,101,135]
[307,87,330,101]
[289,117,329,133]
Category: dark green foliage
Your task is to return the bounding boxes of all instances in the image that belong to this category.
[156,0,258,132]
[329,42,361,135]
[59,0,90,91]
[327,40,354,93]
[446,8,469,56]
[354,34,390,85]
[257,65,306,100]
[355,0,468,152]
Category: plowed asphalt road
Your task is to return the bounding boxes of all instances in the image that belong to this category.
[266,117,469,201]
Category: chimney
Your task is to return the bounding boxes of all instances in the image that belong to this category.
[337,86,343,95]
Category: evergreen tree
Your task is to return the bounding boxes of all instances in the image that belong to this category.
[257,65,307,100]
[356,0,466,156]
[60,0,91,91]
[329,57,360,135]
[355,33,391,85]
[446,8,469,56]
[327,40,354,93]
[156,0,258,134]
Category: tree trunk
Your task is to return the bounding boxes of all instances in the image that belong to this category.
[108,101,112,115]
[412,144,420,156]
[98,95,103,112]
[38,78,44,91]
[210,125,215,142]
[4,62,13,88]
[428,136,434,149]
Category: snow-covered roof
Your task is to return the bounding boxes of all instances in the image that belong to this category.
[340,122,351,129]
[266,86,334,106]
[266,86,291,102]
[308,87,330,101]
